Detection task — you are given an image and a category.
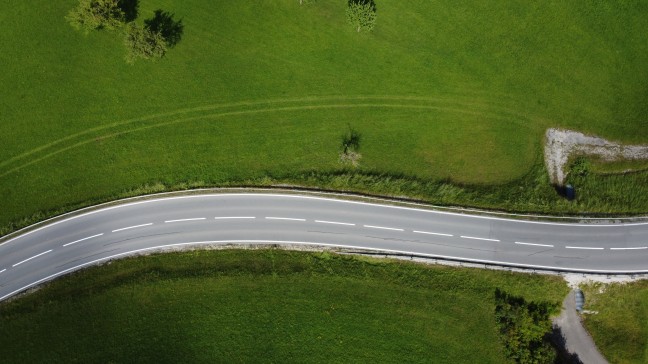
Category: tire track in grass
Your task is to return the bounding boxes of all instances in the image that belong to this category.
[1,94,532,171]
[2,94,530,172]
[0,97,539,179]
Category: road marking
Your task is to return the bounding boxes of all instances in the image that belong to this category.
[164,218,206,223]
[112,223,153,232]
[565,246,604,250]
[5,193,648,248]
[12,250,53,267]
[315,220,355,226]
[214,216,255,220]
[265,217,306,221]
[461,236,500,242]
[610,247,648,250]
[5,239,648,303]
[5,193,648,253]
[413,230,453,237]
[363,225,404,231]
[0,269,6,274]
[515,241,554,248]
[63,233,104,247]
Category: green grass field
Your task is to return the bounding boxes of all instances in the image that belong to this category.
[0,249,569,362]
[1,1,648,234]
[581,280,648,364]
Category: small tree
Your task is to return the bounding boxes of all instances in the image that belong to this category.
[123,22,167,64]
[144,10,184,48]
[66,0,125,33]
[340,126,362,167]
[346,0,376,32]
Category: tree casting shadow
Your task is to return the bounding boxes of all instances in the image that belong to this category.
[119,0,139,22]
[348,0,377,11]
[145,10,184,47]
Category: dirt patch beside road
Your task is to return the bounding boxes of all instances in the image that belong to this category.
[544,128,648,186]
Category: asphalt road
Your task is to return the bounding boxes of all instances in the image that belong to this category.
[0,193,647,302]
[554,290,608,364]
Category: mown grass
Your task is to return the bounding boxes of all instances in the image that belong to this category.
[1,1,648,235]
[0,249,569,363]
[580,280,648,364]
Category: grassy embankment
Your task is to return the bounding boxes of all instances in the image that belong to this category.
[0,249,569,362]
[1,1,648,236]
[580,280,648,364]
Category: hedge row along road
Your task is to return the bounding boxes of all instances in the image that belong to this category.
[0,193,647,302]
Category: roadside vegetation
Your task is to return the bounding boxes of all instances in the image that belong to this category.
[0,249,569,362]
[1,1,648,235]
[580,280,648,364]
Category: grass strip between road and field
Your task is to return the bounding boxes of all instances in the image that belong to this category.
[0,249,569,363]
[580,280,648,364]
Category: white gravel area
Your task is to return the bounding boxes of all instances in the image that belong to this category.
[544,128,648,186]
[561,273,646,288]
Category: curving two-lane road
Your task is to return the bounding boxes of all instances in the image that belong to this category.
[0,193,647,302]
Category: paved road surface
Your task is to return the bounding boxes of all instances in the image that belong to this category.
[554,291,609,364]
[1,193,647,301]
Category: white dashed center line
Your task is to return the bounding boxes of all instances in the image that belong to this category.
[13,250,52,267]
[610,247,647,250]
[112,223,153,233]
[363,225,404,231]
[565,246,604,250]
[0,269,6,274]
[164,218,206,223]
[265,217,306,221]
[315,220,355,226]
[461,236,500,242]
[214,216,255,220]
[515,241,554,248]
[413,230,453,237]
[63,233,104,247]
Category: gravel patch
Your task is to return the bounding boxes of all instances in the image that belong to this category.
[544,128,648,186]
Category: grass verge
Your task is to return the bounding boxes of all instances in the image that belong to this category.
[580,280,648,364]
[0,249,569,363]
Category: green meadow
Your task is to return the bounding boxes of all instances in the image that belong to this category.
[0,250,569,362]
[1,1,648,234]
[581,280,648,364]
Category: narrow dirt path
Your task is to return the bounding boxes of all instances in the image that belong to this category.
[553,290,609,364]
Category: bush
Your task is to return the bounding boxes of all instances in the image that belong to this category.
[494,288,558,364]
[66,0,125,33]
[123,22,167,64]
[346,0,377,32]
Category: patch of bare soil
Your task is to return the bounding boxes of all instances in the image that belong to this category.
[544,128,648,186]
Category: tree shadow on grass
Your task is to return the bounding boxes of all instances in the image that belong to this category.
[145,10,184,47]
[348,0,376,11]
[119,0,139,22]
